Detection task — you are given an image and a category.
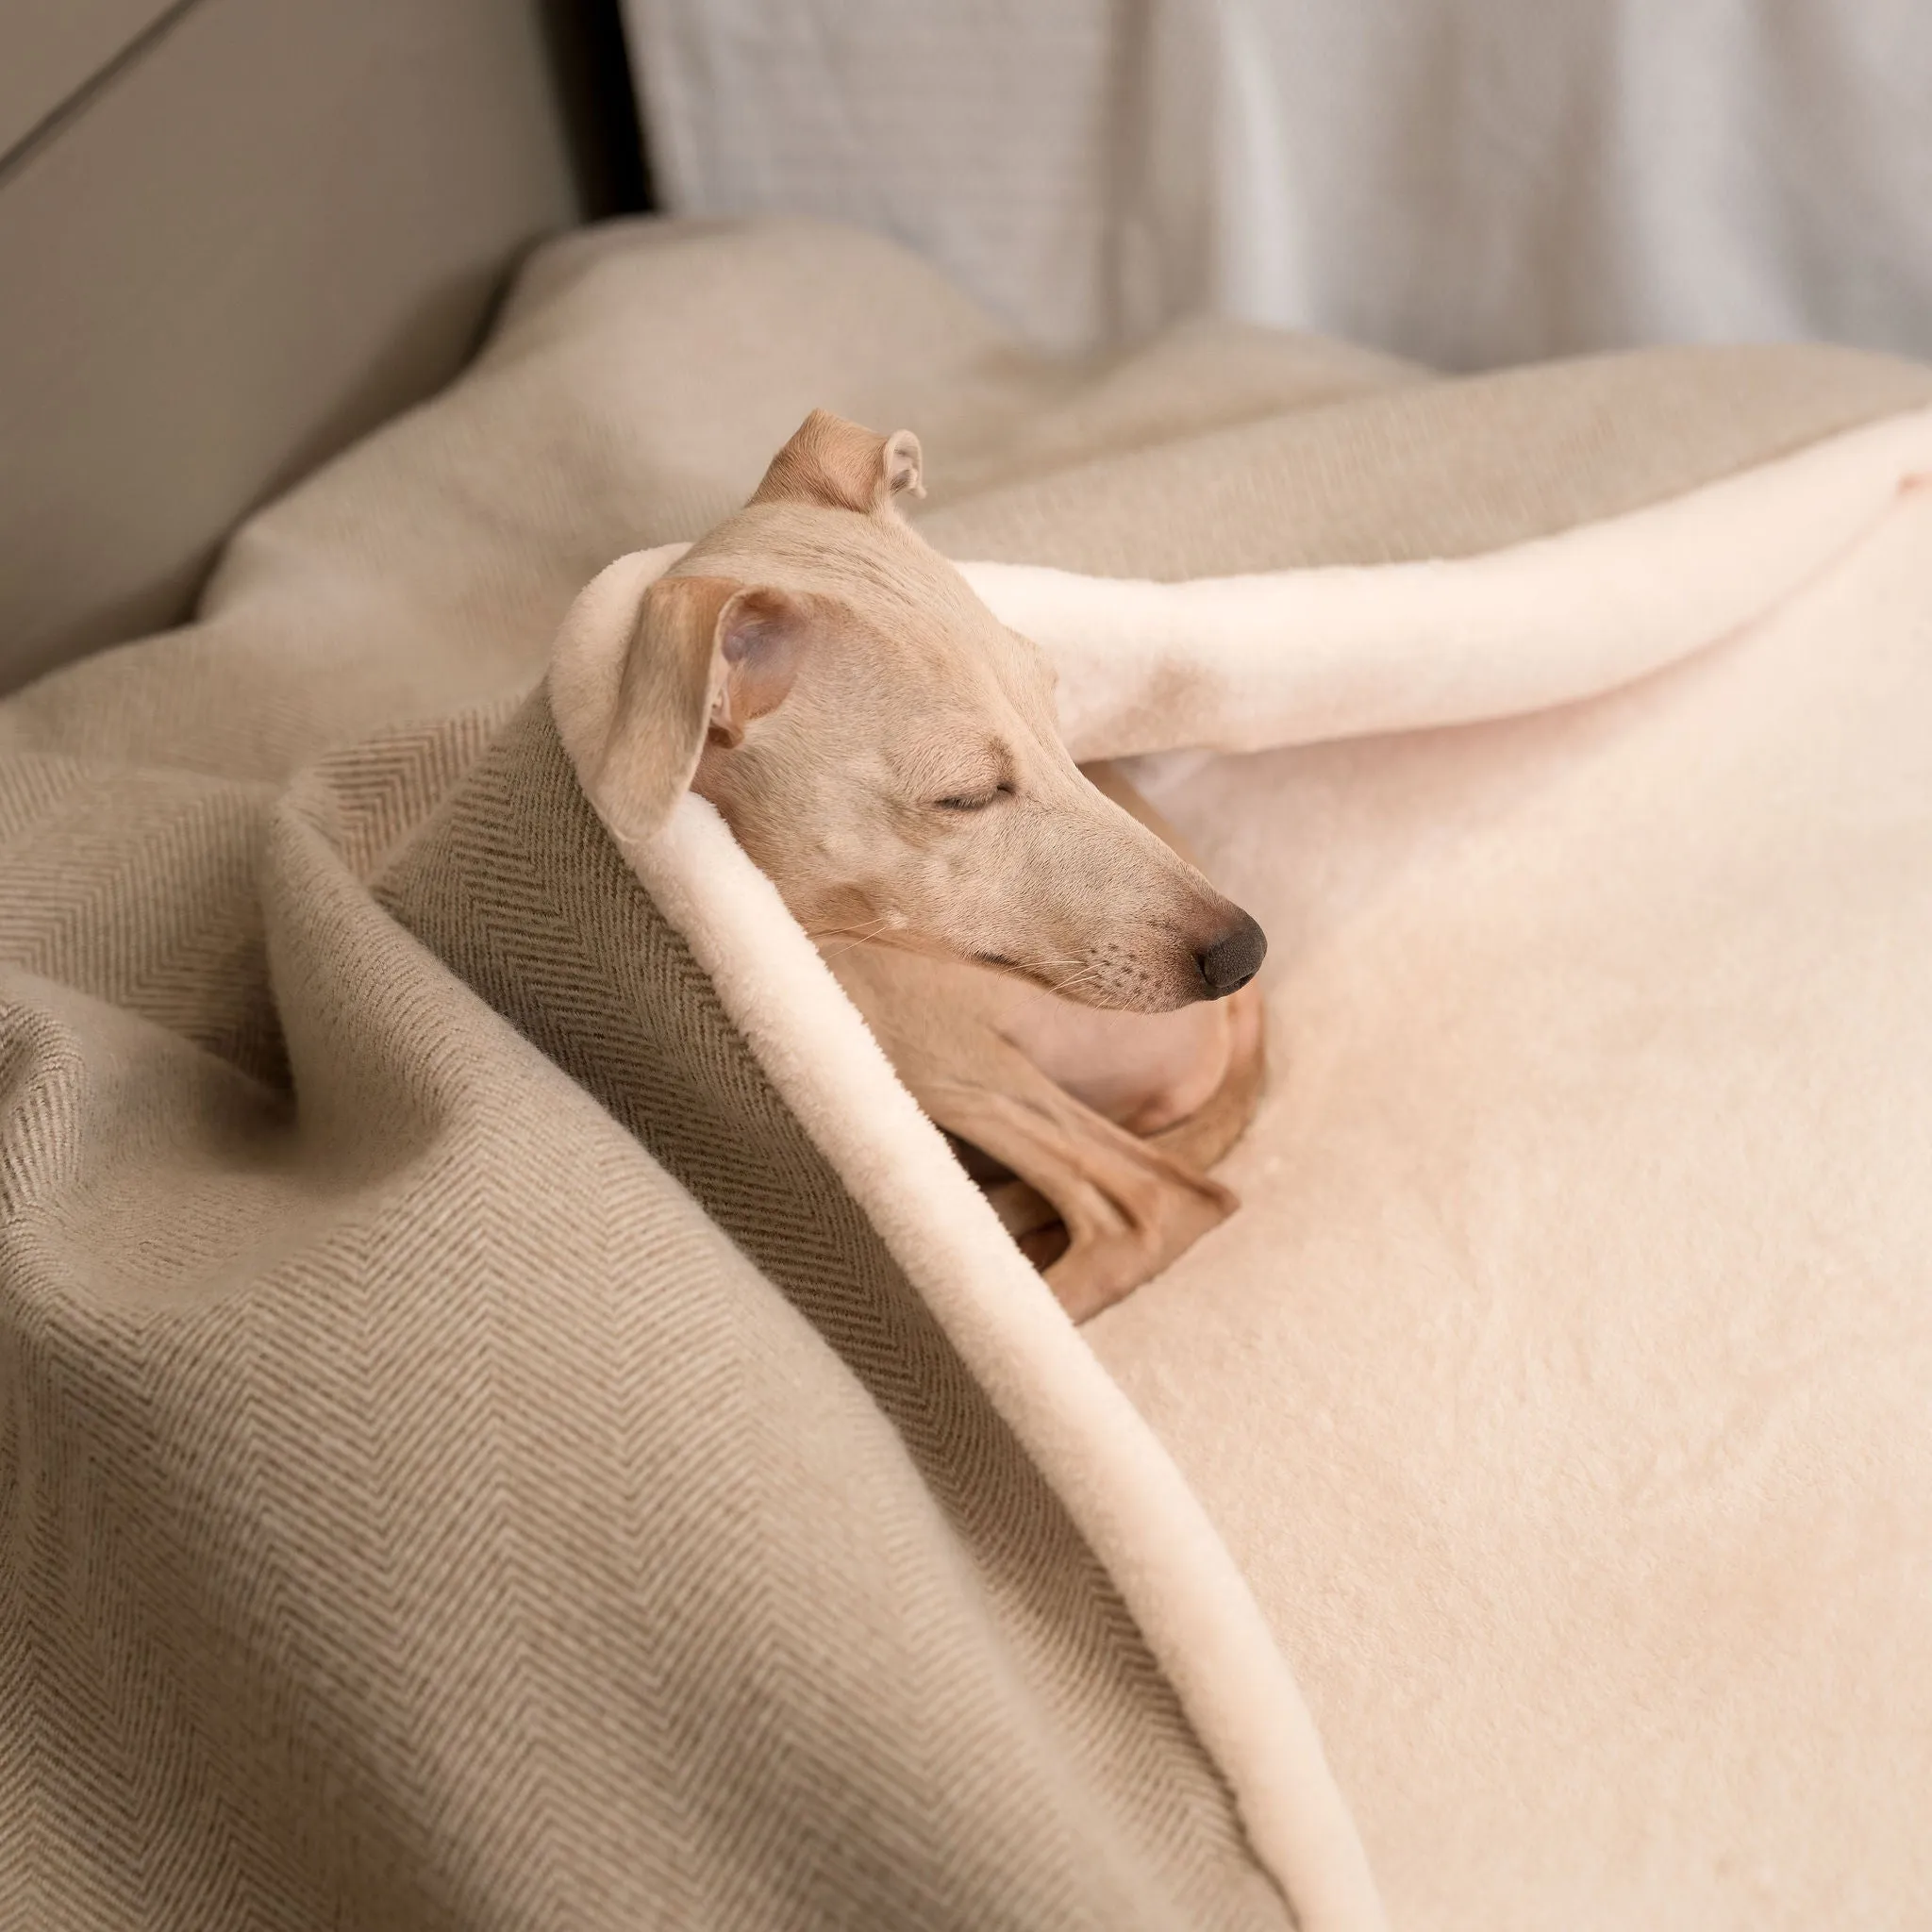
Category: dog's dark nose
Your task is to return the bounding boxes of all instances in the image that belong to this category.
[1195,911,1267,998]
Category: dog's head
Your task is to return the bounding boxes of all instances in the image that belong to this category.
[550,410,1264,1012]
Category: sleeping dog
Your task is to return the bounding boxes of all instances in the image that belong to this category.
[551,410,1266,1320]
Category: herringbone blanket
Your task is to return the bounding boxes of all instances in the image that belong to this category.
[5,217,1931,1931]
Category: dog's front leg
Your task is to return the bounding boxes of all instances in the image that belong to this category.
[904,1026,1239,1323]
[824,941,1243,1320]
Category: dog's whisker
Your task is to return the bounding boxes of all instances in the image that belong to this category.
[808,916,895,960]
[1047,965,1107,999]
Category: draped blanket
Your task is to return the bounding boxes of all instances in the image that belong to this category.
[5,215,1929,1932]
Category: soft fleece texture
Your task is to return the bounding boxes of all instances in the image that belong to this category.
[5,215,1932,1932]
[1089,475,1932,1929]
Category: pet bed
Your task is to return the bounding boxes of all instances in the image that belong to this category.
[4,217,1930,1932]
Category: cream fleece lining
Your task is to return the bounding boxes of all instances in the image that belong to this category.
[557,403,1932,1932]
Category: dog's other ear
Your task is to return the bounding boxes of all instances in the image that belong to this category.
[749,408,924,518]
[550,559,814,841]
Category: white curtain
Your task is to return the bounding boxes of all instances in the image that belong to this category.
[623,0,1932,368]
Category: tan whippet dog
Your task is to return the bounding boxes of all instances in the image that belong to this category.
[552,410,1267,1321]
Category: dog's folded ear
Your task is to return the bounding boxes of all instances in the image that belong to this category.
[749,408,924,518]
[550,553,815,842]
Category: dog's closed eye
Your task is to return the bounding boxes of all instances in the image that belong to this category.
[934,781,1015,812]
